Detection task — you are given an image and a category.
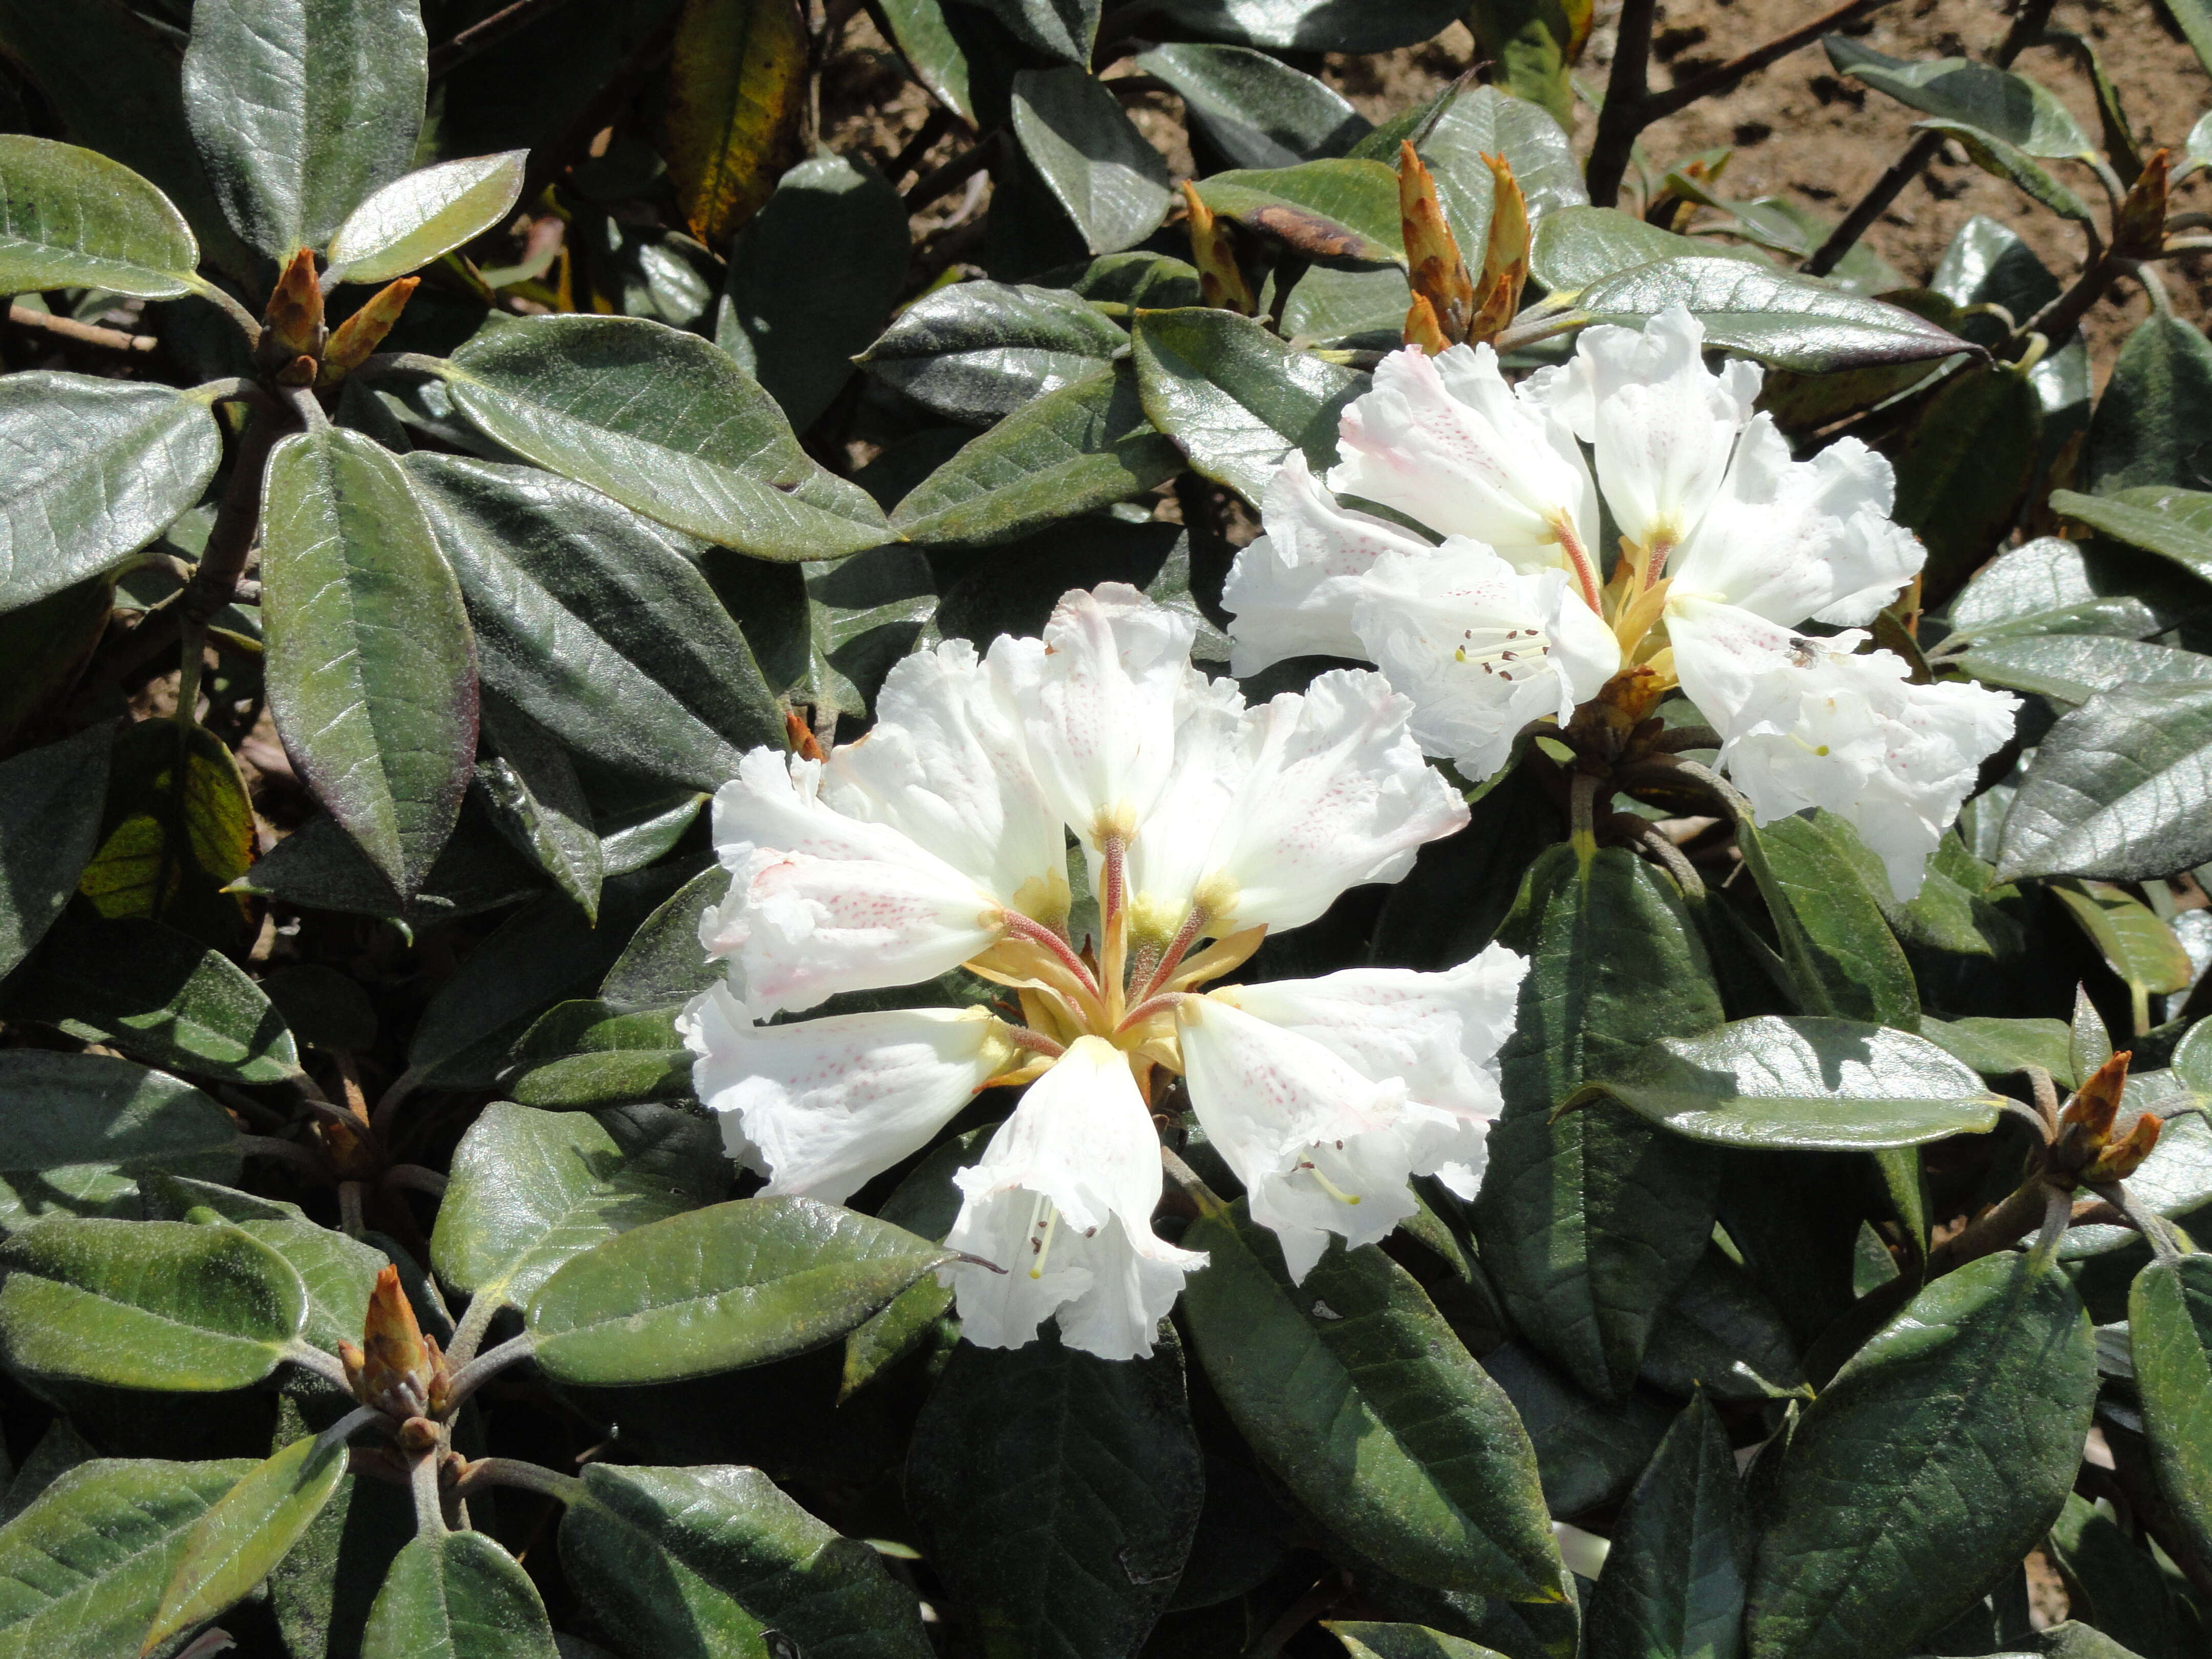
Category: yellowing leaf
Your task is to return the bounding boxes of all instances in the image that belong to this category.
[78,720,254,941]
[661,0,809,248]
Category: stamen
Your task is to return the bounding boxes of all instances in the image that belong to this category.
[999,911,1105,1001]
[1298,1159,1362,1205]
[1028,1197,1061,1279]
[1549,512,1605,616]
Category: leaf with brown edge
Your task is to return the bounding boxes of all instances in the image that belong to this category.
[662,0,809,248]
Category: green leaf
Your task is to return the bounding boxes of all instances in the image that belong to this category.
[890,360,1181,545]
[440,314,890,561]
[2044,1492,2179,1659]
[1476,1339,1671,1516]
[1745,1253,2096,1659]
[1957,635,2212,706]
[1188,158,1402,265]
[475,694,602,923]
[1642,1247,1807,1402]
[1996,685,2212,882]
[600,863,726,1010]
[261,426,478,902]
[1135,44,1370,169]
[405,454,782,793]
[1574,258,1974,372]
[180,0,428,261]
[1531,205,1758,294]
[2130,1253,2212,1569]
[907,1326,1203,1658]
[1179,1200,1562,1600]
[0,1216,304,1390]
[1920,1015,2076,1088]
[860,281,1125,426]
[1130,306,1363,505]
[841,1125,989,1399]
[502,1002,692,1109]
[362,1529,558,1659]
[77,719,255,947]
[1575,1016,2006,1150]
[0,376,221,610]
[2050,485,2212,586]
[713,542,941,721]
[234,805,541,928]
[1889,360,2043,601]
[1377,82,1586,257]
[1470,845,1726,1400]
[527,1196,953,1386]
[1371,765,1558,974]
[434,1100,725,1313]
[325,150,529,284]
[1156,0,1461,51]
[1824,38,2092,158]
[717,153,910,433]
[2051,878,2194,1007]
[0,135,200,297]
[1329,1622,1511,1659]
[1009,67,1174,256]
[0,725,111,979]
[1742,813,1920,1030]
[1463,0,1583,128]
[0,1457,253,1659]
[267,1450,413,1659]
[236,1218,384,1362]
[0,1051,239,1236]
[1584,1394,1750,1659]
[560,1462,932,1659]
[1,914,298,1084]
[978,0,1096,61]
[2086,313,2212,495]
[872,0,1018,127]
[1943,535,2212,647]
[1911,119,2093,221]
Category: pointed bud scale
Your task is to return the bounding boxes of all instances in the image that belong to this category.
[2062,1050,2131,1143]
[1182,182,1254,314]
[318,276,419,386]
[354,1264,448,1418]
[262,247,326,366]
[2114,148,2170,261]
[1402,290,1451,356]
[2085,1110,2162,1184]
[1397,142,1473,346]
[1466,154,1529,345]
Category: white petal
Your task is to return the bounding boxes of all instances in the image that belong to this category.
[703,749,1003,1019]
[1669,600,2019,899]
[1539,305,1759,551]
[1177,994,1438,1282]
[1222,454,1434,676]
[820,637,1069,923]
[1001,584,1198,850]
[1328,343,1599,568]
[680,987,1016,1203]
[1124,672,1250,943]
[1666,416,1923,627]
[1351,541,1620,779]
[943,1035,1203,1359]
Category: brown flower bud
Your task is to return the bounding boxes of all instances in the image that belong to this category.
[352,1264,449,1419]
[2084,1110,2162,1184]
[1397,142,1473,348]
[2114,148,2170,263]
[783,707,825,762]
[262,247,326,368]
[2062,1050,2131,1143]
[1182,183,1255,315]
[1402,290,1452,357]
[319,276,419,386]
[1466,154,1530,346]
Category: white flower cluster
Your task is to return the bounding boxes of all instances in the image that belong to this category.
[1225,305,2020,899]
[680,586,1524,1359]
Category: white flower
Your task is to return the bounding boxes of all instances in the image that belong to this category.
[942,1036,1205,1360]
[1174,957,1524,1282]
[682,985,1019,1203]
[1352,542,1622,779]
[1666,603,2019,899]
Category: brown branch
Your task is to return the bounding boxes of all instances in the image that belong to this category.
[1643,0,1902,122]
[1584,0,1656,208]
[6,303,157,353]
[904,133,1001,215]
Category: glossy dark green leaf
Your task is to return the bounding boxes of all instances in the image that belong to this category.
[0,376,221,610]
[361,1528,558,1659]
[890,360,1181,545]
[1996,685,2212,881]
[268,1455,416,1659]
[1943,536,2212,647]
[599,863,725,1011]
[1890,360,2041,600]
[1137,43,1369,169]
[474,694,602,923]
[908,1326,1202,1658]
[714,542,940,721]
[1642,1247,1807,1402]
[324,151,528,285]
[0,135,200,297]
[1,914,297,1084]
[1130,306,1363,505]
[1329,1622,1512,1659]
[0,1051,239,1236]
[1576,1016,2005,1150]
[1371,765,1557,973]
[1912,119,2092,221]
[873,0,1017,126]
[2051,878,2194,1012]
[1958,634,2212,706]
[1825,38,2091,157]
[1156,0,1461,52]
[1585,1394,1749,1659]
[0,1456,252,1659]
[1374,83,1585,257]
[235,804,543,927]
[1279,264,1412,349]
[1745,1253,2096,1659]
[501,1001,692,1109]
[1530,206,1758,294]
[1010,67,1173,256]
[1463,0,1582,127]
[441,314,889,561]
[261,427,478,902]
[2087,313,2212,494]
[859,280,1124,426]
[1575,258,1973,372]
[1919,1015,2075,1087]
[233,1218,382,1363]
[407,862,698,1087]
[2130,1253,2212,1568]
[2051,486,2212,586]
[181,0,427,260]
[841,1125,989,1399]
[434,1101,725,1313]
[528,1196,952,1385]
[0,724,110,978]
[0,1216,304,1390]
[2044,1492,2179,1659]
[977,0,1095,62]
[1471,845,1726,1400]
[561,1462,931,1659]
[1180,1200,1562,1600]
[1188,158,1402,265]
[1475,1339,1671,1516]
[1743,813,1919,1030]
[405,454,781,793]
